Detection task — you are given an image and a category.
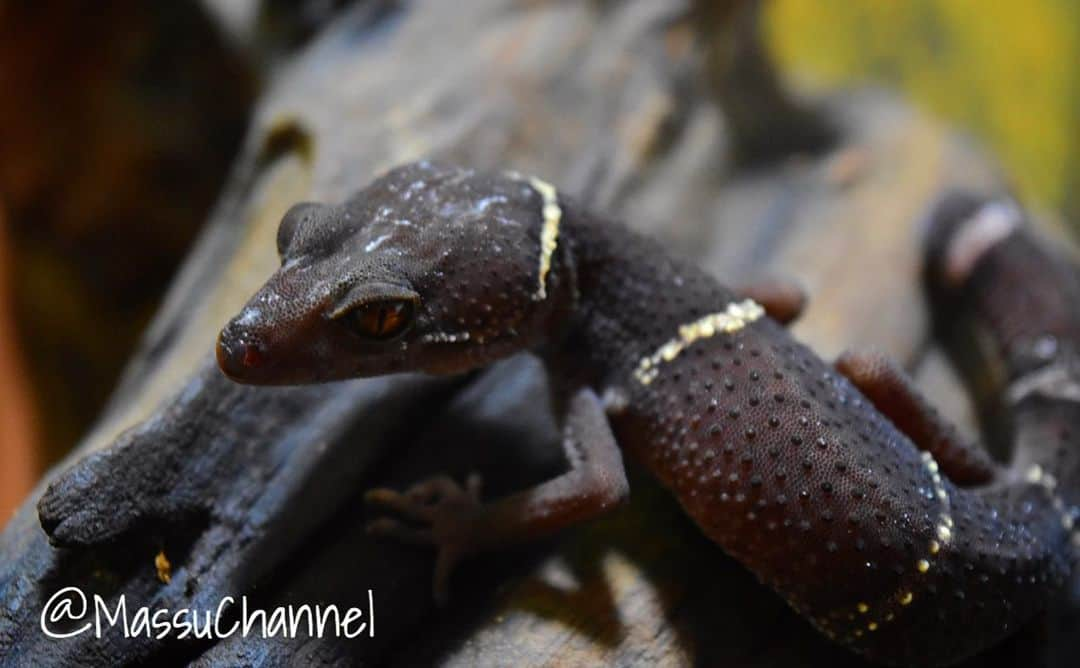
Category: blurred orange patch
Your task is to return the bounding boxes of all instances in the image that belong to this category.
[0,203,38,525]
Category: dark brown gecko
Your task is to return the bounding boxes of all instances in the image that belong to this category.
[216,162,1078,666]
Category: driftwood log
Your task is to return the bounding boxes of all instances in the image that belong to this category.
[1,1,1073,666]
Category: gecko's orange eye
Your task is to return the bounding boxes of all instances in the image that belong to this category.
[342,300,415,341]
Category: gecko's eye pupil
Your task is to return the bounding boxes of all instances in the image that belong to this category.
[344,300,414,341]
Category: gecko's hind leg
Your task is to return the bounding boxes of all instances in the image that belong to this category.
[835,349,999,485]
[366,386,629,604]
[735,276,806,326]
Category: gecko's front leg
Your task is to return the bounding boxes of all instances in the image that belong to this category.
[365,386,630,603]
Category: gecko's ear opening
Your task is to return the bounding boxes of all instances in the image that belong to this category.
[277,202,321,257]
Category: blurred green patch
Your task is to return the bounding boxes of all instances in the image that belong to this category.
[766,1,1080,223]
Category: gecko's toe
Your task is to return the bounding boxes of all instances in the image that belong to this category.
[38,451,134,546]
[365,517,433,544]
[366,487,435,522]
[365,473,487,605]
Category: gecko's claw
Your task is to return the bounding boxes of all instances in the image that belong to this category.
[365,473,484,604]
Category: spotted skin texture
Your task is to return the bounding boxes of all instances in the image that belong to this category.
[218,164,1078,667]
[551,211,1073,665]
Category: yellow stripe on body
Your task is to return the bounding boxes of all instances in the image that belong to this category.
[633,299,765,385]
[527,176,561,301]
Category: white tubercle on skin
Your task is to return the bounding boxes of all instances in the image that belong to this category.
[1025,464,1079,543]
[422,331,471,344]
[921,451,954,560]
[633,299,765,385]
[364,233,392,252]
[943,200,1021,288]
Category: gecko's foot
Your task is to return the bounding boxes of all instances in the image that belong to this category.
[365,473,483,604]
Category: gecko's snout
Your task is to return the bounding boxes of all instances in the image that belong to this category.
[216,323,267,382]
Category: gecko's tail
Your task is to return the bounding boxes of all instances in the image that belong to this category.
[922,190,1080,514]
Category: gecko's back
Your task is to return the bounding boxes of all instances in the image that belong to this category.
[544,203,1074,664]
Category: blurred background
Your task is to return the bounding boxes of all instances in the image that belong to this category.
[1,0,1078,522]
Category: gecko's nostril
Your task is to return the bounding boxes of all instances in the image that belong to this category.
[241,343,263,368]
[216,327,266,380]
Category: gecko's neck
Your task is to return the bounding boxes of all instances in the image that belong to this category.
[543,207,739,390]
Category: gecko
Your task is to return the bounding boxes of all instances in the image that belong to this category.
[216,161,1079,666]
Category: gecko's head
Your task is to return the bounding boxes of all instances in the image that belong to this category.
[217,161,571,384]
